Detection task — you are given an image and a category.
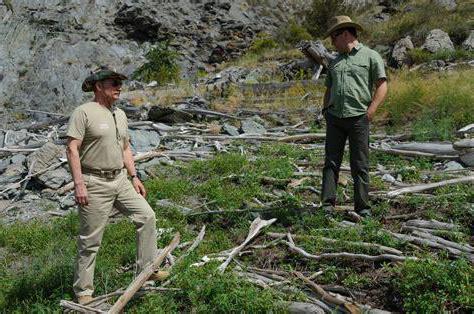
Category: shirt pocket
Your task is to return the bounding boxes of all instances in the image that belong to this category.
[350,62,369,78]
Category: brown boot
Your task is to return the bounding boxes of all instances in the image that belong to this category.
[77,295,94,305]
[149,270,170,281]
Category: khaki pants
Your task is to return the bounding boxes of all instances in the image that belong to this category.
[73,170,157,297]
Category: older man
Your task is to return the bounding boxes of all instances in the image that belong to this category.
[321,16,388,217]
[66,67,167,305]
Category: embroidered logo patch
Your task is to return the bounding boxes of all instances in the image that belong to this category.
[99,123,109,130]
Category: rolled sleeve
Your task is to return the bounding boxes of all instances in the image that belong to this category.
[370,51,386,81]
[66,108,87,140]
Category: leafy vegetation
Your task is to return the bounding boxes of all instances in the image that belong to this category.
[380,68,474,140]
[1,144,472,312]
[393,258,474,312]
[132,41,180,84]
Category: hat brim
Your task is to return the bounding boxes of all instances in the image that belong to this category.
[324,22,363,39]
[82,71,128,92]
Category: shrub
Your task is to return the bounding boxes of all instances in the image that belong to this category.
[132,41,180,84]
[408,48,474,64]
[277,20,313,46]
[303,0,350,38]
[248,32,278,54]
[393,258,474,312]
[381,69,474,140]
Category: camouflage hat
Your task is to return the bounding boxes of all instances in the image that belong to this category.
[81,66,128,92]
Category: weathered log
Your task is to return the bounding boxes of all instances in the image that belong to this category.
[371,146,458,160]
[294,271,359,312]
[386,175,474,198]
[411,230,473,253]
[288,301,325,314]
[267,232,403,255]
[282,240,413,263]
[60,300,105,313]
[297,40,335,69]
[218,217,277,273]
[405,219,459,231]
[108,233,180,314]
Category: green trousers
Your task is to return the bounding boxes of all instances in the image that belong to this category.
[73,170,157,297]
[321,113,370,212]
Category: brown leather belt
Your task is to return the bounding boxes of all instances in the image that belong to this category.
[82,167,123,179]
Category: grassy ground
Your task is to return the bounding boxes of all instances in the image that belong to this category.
[1,143,473,312]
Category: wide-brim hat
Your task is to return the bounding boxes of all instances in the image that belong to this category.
[324,15,363,39]
[82,66,128,92]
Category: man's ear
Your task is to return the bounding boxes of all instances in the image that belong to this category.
[94,81,102,92]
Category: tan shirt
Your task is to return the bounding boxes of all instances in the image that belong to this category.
[67,102,129,170]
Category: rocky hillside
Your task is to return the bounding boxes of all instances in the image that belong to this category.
[0,0,305,115]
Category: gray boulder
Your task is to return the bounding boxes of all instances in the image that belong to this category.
[223,123,240,136]
[0,162,26,186]
[422,29,455,53]
[433,0,457,10]
[129,129,161,153]
[443,161,464,171]
[462,30,474,51]
[40,167,71,189]
[27,142,66,188]
[240,119,266,135]
[391,36,414,67]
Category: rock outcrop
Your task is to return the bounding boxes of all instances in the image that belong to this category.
[0,0,303,114]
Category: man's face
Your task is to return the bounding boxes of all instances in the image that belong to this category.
[330,29,346,52]
[95,78,122,102]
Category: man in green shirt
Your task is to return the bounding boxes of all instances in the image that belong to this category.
[321,16,388,217]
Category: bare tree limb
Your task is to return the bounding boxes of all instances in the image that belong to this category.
[108,233,180,314]
[386,176,474,198]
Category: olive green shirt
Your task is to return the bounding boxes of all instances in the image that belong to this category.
[325,43,386,118]
[67,102,129,170]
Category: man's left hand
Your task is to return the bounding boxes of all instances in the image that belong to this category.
[367,106,376,122]
[132,177,147,197]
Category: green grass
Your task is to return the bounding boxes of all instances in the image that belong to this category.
[380,69,474,140]
[362,0,474,47]
[393,257,474,313]
[1,144,473,312]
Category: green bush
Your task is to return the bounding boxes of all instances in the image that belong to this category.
[394,258,474,312]
[382,69,474,140]
[408,48,474,64]
[248,32,278,54]
[277,20,313,46]
[303,0,350,38]
[132,41,180,84]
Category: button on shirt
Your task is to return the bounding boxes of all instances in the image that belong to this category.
[325,43,386,118]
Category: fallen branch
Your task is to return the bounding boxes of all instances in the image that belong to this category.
[174,225,206,265]
[268,232,403,256]
[60,300,105,313]
[386,175,474,198]
[294,271,360,313]
[405,219,459,231]
[108,233,180,314]
[282,240,413,263]
[218,217,277,273]
[371,146,458,160]
[411,230,473,254]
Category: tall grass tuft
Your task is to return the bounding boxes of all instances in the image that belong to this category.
[381,69,474,140]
